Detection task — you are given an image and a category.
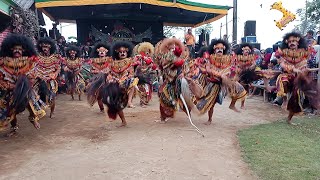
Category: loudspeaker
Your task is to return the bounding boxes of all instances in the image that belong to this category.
[244,21,256,36]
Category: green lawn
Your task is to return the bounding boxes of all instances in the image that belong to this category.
[238,117,320,180]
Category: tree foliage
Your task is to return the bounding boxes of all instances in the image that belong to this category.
[163,26,185,38]
[195,23,213,36]
[294,0,319,34]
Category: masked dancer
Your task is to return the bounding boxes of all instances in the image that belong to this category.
[276,32,319,124]
[0,34,46,136]
[64,45,86,101]
[34,37,62,118]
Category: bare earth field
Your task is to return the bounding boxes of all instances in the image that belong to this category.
[0,94,285,180]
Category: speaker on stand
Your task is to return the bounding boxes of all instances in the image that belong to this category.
[244,20,256,36]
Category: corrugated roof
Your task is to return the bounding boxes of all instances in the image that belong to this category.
[12,0,34,9]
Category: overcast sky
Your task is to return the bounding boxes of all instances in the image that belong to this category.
[43,0,306,48]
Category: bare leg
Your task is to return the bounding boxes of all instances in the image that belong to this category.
[241,99,246,109]
[117,110,127,127]
[27,106,40,129]
[78,94,81,101]
[71,93,74,100]
[287,111,295,125]
[204,106,214,125]
[50,99,55,119]
[127,88,135,108]
[98,99,104,112]
[281,96,287,110]
[229,98,241,113]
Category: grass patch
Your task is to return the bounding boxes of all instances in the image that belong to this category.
[238,117,320,180]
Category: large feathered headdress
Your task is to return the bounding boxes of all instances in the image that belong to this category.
[136,42,155,56]
[159,38,184,56]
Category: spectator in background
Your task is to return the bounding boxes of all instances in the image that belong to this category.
[316,31,320,45]
[57,36,66,57]
[81,41,92,59]
[184,28,195,58]
[306,30,317,47]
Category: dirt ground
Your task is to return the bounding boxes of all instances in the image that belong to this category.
[0,94,285,180]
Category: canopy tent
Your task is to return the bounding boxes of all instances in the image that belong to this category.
[35,0,232,27]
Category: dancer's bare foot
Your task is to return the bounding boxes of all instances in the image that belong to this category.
[160,118,167,124]
[5,130,17,137]
[127,104,135,108]
[281,103,287,110]
[49,113,54,119]
[241,106,246,110]
[229,105,241,113]
[204,121,212,125]
[117,122,127,127]
[286,120,297,126]
[31,121,40,129]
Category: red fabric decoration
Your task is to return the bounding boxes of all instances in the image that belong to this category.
[140,52,146,57]
[145,58,153,65]
[152,64,157,70]
[174,58,184,67]
[174,46,182,57]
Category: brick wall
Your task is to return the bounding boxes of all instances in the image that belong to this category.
[0,28,11,45]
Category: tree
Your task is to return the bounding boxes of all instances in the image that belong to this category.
[163,26,185,38]
[195,23,213,36]
[294,0,320,34]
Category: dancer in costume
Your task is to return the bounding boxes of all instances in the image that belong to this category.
[110,41,138,109]
[64,45,86,101]
[133,42,157,107]
[34,37,62,118]
[275,32,319,124]
[191,39,246,125]
[158,38,201,123]
[87,42,111,112]
[87,41,136,127]
[234,43,256,109]
[0,34,46,136]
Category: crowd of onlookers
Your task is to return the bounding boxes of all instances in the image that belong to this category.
[246,30,319,115]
